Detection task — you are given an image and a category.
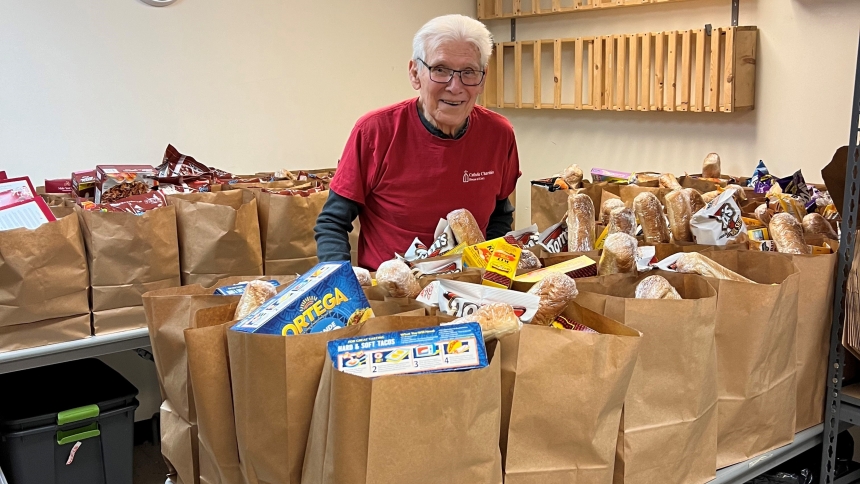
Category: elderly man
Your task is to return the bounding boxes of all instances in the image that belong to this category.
[315,14,520,270]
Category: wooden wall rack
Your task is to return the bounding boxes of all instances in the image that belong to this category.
[480,26,756,113]
[477,0,701,20]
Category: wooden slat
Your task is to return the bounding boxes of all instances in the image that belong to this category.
[554,39,562,108]
[680,30,691,111]
[497,43,505,107]
[640,32,651,111]
[627,34,638,111]
[593,37,603,110]
[515,41,523,108]
[604,35,614,110]
[495,0,503,17]
[616,35,626,110]
[707,27,721,112]
[655,31,664,110]
[477,0,486,19]
[693,28,705,112]
[483,0,712,19]
[732,27,757,110]
[575,38,583,110]
[513,0,521,15]
[723,26,735,112]
[667,31,677,111]
[552,0,561,11]
[534,41,542,109]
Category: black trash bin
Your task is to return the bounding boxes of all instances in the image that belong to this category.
[0,358,139,484]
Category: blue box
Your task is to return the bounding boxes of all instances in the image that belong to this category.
[213,280,281,296]
[328,323,488,378]
[230,261,372,336]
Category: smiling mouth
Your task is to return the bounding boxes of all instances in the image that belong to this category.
[440,100,464,107]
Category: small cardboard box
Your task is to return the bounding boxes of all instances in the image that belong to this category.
[95,165,156,203]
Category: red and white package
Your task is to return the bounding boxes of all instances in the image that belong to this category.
[44,179,73,194]
[412,255,463,277]
[404,219,456,261]
[437,279,540,323]
[690,188,747,245]
[504,224,540,248]
[537,218,569,254]
[82,191,168,215]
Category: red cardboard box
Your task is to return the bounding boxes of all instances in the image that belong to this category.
[72,170,96,199]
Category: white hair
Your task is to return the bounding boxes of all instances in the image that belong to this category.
[412,14,493,69]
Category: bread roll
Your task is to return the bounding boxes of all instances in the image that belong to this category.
[675,252,754,282]
[635,275,682,299]
[665,189,694,242]
[754,204,774,225]
[353,267,373,286]
[447,208,485,245]
[686,188,706,214]
[598,233,637,275]
[634,192,670,244]
[802,213,838,239]
[702,153,721,179]
[518,250,542,271]
[726,184,747,202]
[376,259,422,298]
[567,193,596,251]
[770,213,811,254]
[659,173,682,190]
[450,302,521,341]
[601,198,626,225]
[527,272,579,326]
[702,190,720,204]
[562,164,584,188]
[608,206,636,236]
[234,280,278,319]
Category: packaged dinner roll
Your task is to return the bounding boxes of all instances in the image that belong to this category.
[769,213,811,254]
[562,164,584,189]
[234,280,279,320]
[567,193,595,252]
[447,208,485,246]
[634,192,670,244]
[635,275,682,300]
[802,212,838,239]
[449,302,521,341]
[689,188,746,245]
[665,189,694,242]
[674,252,754,282]
[726,184,747,202]
[608,206,636,237]
[527,272,579,326]
[598,233,637,276]
[702,153,721,179]
[686,188,706,214]
[518,250,542,271]
[376,259,422,298]
[659,173,682,190]
[353,267,373,286]
[601,198,626,226]
[702,190,720,205]
[755,203,774,225]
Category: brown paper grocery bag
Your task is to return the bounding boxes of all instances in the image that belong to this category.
[303,317,503,484]
[652,241,748,260]
[697,250,800,468]
[575,183,621,218]
[160,400,198,484]
[169,190,263,286]
[530,184,570,231]
[0,211,90,352]
[618,185,673,207]
[575,272,718,484]
[501,304,642,484]
[80,206,181,335]
[257,188,328,275]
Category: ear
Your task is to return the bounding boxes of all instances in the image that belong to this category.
[408,59,421,91]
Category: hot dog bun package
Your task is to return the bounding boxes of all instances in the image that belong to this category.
[435,279,540,323]
[231,260,373,336]
[690,188,747,245]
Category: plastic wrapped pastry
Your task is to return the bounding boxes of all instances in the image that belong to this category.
[769,213,811,254]
[802,213,838,239]
[665,189,694,242]
[562,164,584,188]
[701,190,720,205]
[674,252,754,282]
[702,153,721,179]
[449,302,522,341]
[635,275,682,300]
[567,193,596,252]
[608,206,637,236]
[634,192,670,244]
[659,173,682,190]
[376,259,422,298]
[726,184,747,202]
[601,198,626,226]
[234,280,279,320]
[527,272,579,326]
[518,250,542,271]
[686,188,706,214]
[598,233,638,275]
[755,204,774,225]
[353,267,373,286]
[447,208,485,246]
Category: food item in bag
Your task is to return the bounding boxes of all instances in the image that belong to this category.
[608,206,636,236]
[449,302,522,341]
[665,189,694,242]
[634,192,670,244]
[353,267,373,286]
[768,193,807,222]
[702,153,721,179]
[601,198,626,226]
[504,224,540,249]
[567,193,595,251]
[635,275,682,300]
[659,173,682,190]
[213,280,281,296]
[702,190,720,205]
[562,164,584,188]
[95,165,157,203]
[234,280,279,319]
[412,255,463,278]
[447,208,485,245]
[802,213,838,239]
[527,272,579,326]
[518,250,542,271]
[232,261,373,335]
[726,184,747,202]
[674,252,754,282]
[689,188,747,245]
[755,203,774,225]
[72,170,97,199]
[750,160,775,193]
[438,279,540,322]
[598,233,637,275]
[686,188,706,214]
[769,213,811,254]
[377,259,422,298]
[538,218,568,254]
[82,191,168,215]
[591,168,632,184]
[481,240,522,289]
[515,255,597,282]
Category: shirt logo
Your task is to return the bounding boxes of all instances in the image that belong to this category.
[463,170,494,183]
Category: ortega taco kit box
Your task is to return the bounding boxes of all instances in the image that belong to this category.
[231,261,373,336]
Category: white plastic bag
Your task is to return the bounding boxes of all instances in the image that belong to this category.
[690,188,747,245]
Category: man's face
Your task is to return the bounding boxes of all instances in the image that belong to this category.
[409,41,485,134]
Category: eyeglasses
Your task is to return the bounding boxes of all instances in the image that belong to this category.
[417,58,485,86]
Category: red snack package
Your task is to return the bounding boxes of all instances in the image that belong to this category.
[44,179,73,194]
[72,170,96,199]
[95,165,157,203]
[158,144,211,177]
[84,191,168,215]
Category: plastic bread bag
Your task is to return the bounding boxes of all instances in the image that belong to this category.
[665,189,694,242]
[686,188,706,214]
[659,173,682,190]
[601,198,626,226]
[802,213,838,239]
[635,275,682,300]
[562,164,584,188]
[634,192,670,244]
[755,203,774,225]
[234,280,279,319]
[447,208,485,246]
[608,206,637,237]
[598,233,638,276]
[567,193,596,252]
[518,250,542,271]
[769,213,811,254]
[353,267,373,286]
[689,188,747,245]
[448,302,522,342]
[376,259,422,298]
[702,153,721,179]
[526,272,579,326]
[767,193,807,223]
[674,252,754,282]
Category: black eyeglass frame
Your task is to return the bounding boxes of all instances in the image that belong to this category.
[417,58,486,86]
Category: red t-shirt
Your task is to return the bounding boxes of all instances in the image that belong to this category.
[330,98,520,270]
